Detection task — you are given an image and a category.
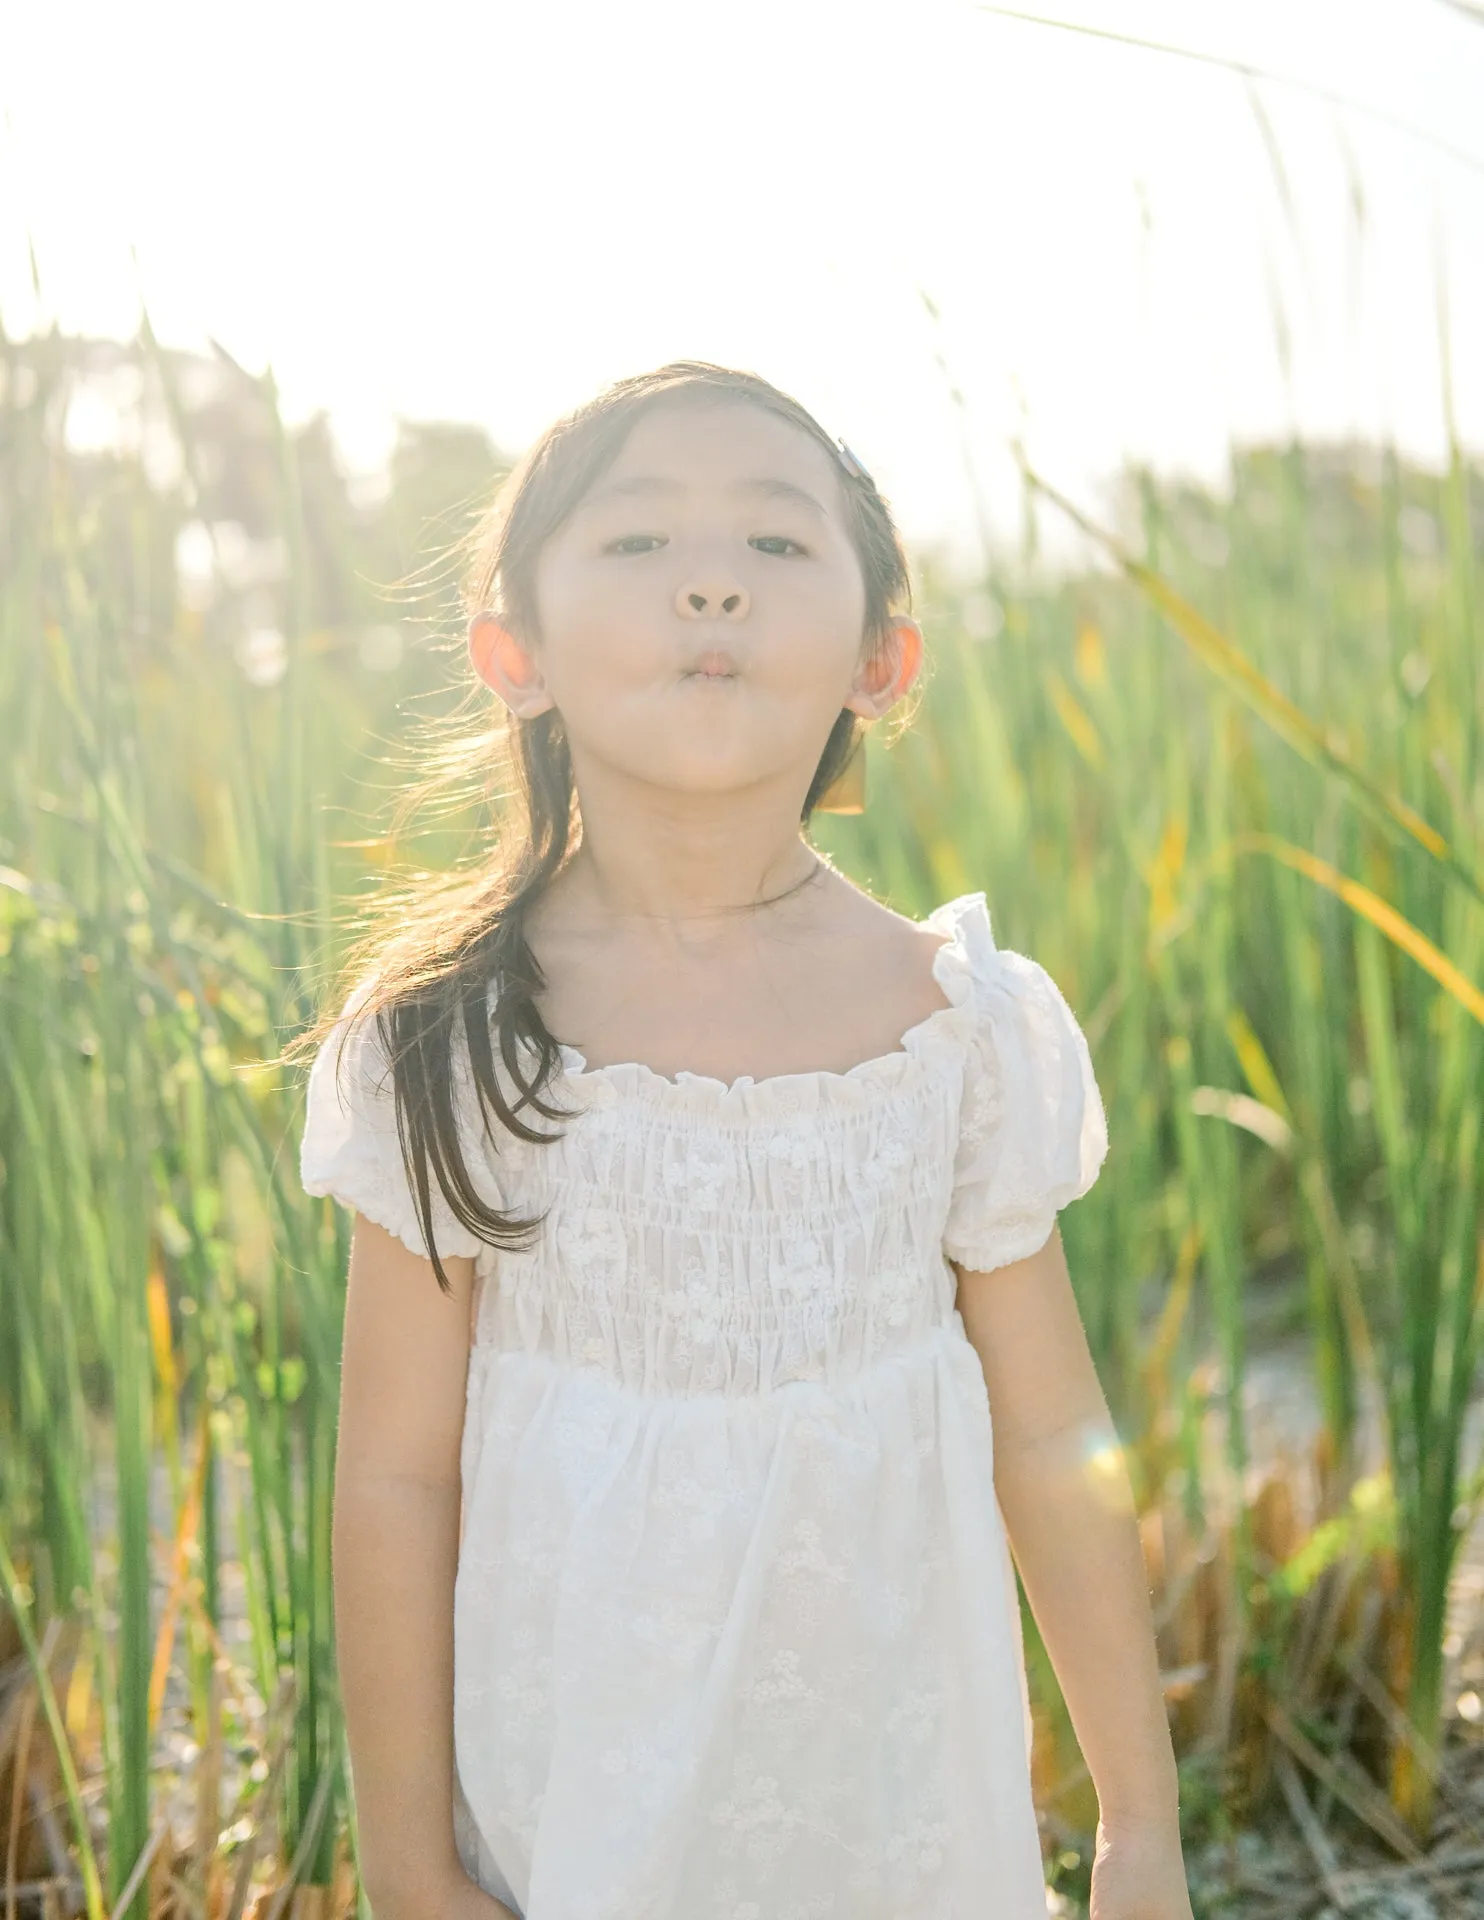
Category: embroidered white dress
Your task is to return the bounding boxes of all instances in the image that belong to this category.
[299,890,1108,1920]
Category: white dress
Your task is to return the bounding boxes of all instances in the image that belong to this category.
[299,890,1108,1920]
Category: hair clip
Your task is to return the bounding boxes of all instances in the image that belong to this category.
[835,438,874,486]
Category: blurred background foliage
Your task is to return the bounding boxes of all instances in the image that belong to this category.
[1,327,1481,1918]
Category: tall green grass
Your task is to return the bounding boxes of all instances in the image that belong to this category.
[1,327,1480,1908]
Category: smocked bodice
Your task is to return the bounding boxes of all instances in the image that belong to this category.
[473,1020,970,1398]
[300,890,1109,1402]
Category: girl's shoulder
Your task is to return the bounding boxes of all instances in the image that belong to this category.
[297,976,502,1264]
[923,890,1093,1050]
[928,891,1110,1272]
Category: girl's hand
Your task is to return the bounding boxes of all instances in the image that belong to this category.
[1088,1817,1194,1920]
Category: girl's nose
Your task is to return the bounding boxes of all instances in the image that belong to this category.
[674,575,750,621]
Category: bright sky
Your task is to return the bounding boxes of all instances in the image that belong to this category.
[5,0,1482,568]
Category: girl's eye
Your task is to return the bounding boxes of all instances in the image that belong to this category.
[750,536,808,556]
[601,533,808,558]
[605,534,666,555]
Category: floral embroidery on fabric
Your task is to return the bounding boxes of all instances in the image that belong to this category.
[738,1647,828,1736]
[765,1125,814,1171]
[661,1128,734,1210]
[555,1204,627,1297]
[769,1232,837,1313]
[660,1250,725,1348]
[873,1262,918,1329]
[775,1517,850,1587]
[651,1467,735,1542]
[709,1753,803,1867]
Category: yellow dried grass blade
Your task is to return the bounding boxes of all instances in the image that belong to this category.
[1234,833,1484,1029]
[147,1410,211,1736]
[0,1538,106,1920]
[1074,619,1107,688]
[1189,1085,1294,1155]
[1044,665,1105,770]
[64,1639,95,1748]
[1265,1699,1423,1860]
[1224,1007,1292,1122]
[1226,998,1383,1399]
[1144,811,1189,946]
[145,1271,176,1402]
[1144,1219,1204,1392]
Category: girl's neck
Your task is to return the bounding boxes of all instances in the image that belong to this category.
[550,838,830,941]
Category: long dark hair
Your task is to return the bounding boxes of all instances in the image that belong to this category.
[285,361,915,1291]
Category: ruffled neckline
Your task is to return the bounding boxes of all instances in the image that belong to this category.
[552,890,993,1117]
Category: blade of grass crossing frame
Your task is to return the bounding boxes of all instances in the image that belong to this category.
[1016,455,1482,911]
[0,1535,106,1920]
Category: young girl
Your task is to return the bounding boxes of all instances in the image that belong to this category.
[298,363,1193,1920]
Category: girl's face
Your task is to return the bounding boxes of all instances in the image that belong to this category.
[470,398,919,809]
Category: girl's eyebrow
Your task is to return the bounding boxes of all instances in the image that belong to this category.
[741,477,829,518]
[582,475,828,519]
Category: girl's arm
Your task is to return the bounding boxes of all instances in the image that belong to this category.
[335,1214,514,1920]
[953,1226,1193,1920]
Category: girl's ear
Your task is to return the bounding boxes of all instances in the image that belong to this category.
[468,613,556,719]
[844,617,923,720]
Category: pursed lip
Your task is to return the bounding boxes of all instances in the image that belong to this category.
[684,648,740,678]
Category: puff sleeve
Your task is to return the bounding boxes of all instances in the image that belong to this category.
[299,980,491,1263]
[941,933,1109,1275]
